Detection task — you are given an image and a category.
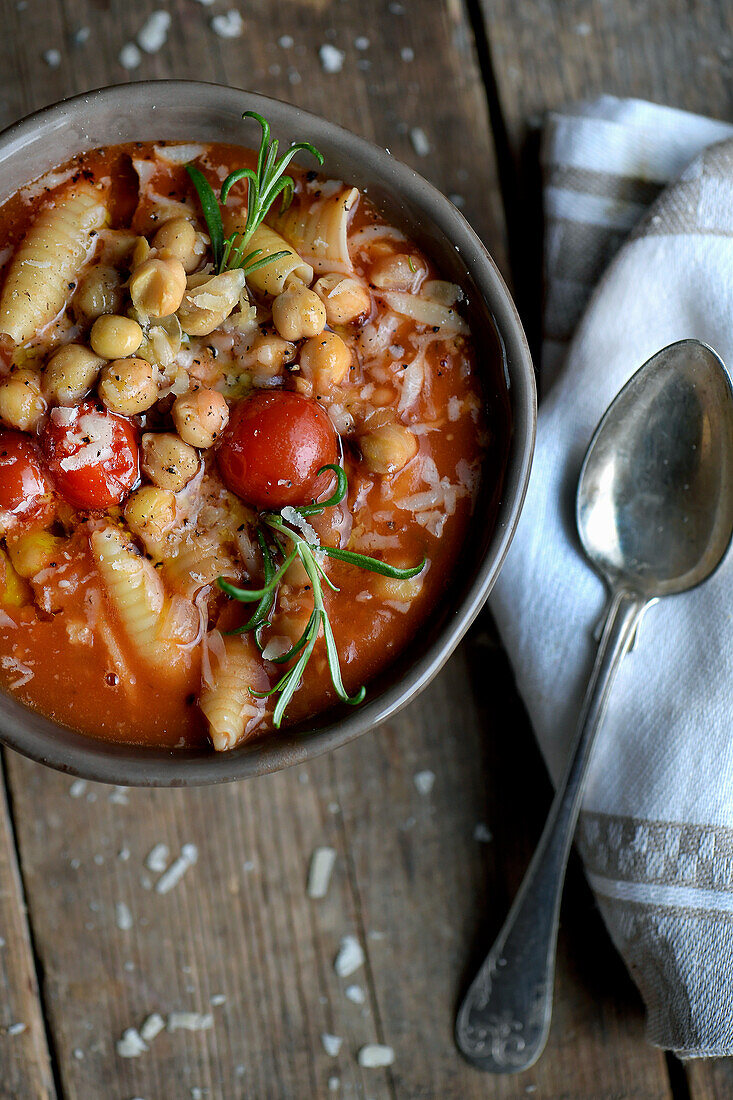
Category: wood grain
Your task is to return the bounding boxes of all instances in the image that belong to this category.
[0,0,711,1095]
[475,0,733,1091]
[472,0,733,355]
[0,755,56,1100]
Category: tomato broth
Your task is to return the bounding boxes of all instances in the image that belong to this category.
[0,134,508,750]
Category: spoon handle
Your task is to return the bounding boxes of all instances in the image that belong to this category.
[455,588,646,1073]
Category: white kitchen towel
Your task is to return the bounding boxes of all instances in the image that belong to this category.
[490,96,733,1057]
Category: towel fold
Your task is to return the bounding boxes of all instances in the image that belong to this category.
[491,96,733,1057]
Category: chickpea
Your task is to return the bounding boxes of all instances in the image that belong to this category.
[44,344,104,405]
[372,570,424,603]
[250,333,296,378]
[272,284,327,341]
[298,331,351,392]
[360,423,418,474]
[141,432,199,492]
[131,236,151,270]
[73,264,125,321]
[124,486,176,553]
[313,273,371,325]
[90,314,143,359]
[129,257,187,319]
[283,555,311,587]
[153,217,206,273]
[370,252,427,292]
[98,358,158,416]
[0,369,46,431]
[172,387,229,449]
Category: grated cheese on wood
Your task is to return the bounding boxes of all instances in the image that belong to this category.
[155,843,197,894]
[334,934,364,977]
[167,1011,213,1032]
[358,1044,395,1068]
[307,846,336,899]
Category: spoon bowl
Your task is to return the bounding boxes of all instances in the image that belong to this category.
[578,339,733,598]
[456,339,733,1073]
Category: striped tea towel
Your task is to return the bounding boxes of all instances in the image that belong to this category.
[490,96,733,1057]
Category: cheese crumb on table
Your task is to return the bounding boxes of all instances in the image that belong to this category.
[155,843,197,893]
[410,128,431,157]
[140,1013,165,1043]
[307,846,336,899]
[42,49,61,68]
[116,1028,147,1058]
[413,769,435,795]
[358,1044,395,1068]
[115,902,133,931]
[319,44,345,74]
[119,43,142,70]
[211,10,244,38]
[345,984,366,1005]
[146,842,170,873]
[334,934,365,977]
[137,11,170,53]
[321,1032,343,1057]
[167,1011,213,1032]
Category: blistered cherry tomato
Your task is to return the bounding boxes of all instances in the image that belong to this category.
[0,432,51,529]
[42,401,139,510]
[218,391,338,509]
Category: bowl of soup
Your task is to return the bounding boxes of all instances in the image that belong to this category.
[0,81,535,785]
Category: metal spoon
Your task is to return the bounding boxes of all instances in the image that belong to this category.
[455,339,733,1073]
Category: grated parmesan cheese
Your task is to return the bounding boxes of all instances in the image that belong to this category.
[334,934,364,977]
[115,902,133,931]
[137,11,171,53]
[211,10,244,38]
[167,1011,213,1032]
[119,42,142,69]
[116,1028,147,1058]
[307,846,336,899]
[140,1013,165,1042]
[321,1033,342,1057]
[319,44,345,73]
[1,656,33,688]
[155,843,198,893]
[414,770,435,795]
[145,843,170,873]
[358,1044,395,1068]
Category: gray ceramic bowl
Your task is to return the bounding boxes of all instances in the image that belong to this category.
[0,81,535,785]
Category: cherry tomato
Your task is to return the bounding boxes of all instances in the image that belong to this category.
[42,401,139,510]
[0,432,51,529]
[218,391,338,510]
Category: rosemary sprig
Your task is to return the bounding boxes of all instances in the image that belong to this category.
[185,111,323,277]
[217,466,426,727]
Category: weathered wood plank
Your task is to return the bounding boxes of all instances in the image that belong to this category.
[473,0,733,353]
[687,1060,733,1099]
[0,0,675,1097]
[475,0,733,1091]
[0,755,56,1100]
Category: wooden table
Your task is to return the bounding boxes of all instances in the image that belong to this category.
[1,1,731,1097]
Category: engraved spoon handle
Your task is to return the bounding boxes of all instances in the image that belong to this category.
[455,588,646,1073]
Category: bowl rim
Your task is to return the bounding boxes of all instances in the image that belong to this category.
[0,80,536,786]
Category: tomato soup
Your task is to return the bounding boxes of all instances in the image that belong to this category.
[0,120,508,751]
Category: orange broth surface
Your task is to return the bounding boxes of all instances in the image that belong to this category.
[0,141,509,749]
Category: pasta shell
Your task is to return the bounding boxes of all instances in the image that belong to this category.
[199,634,267,750]
[0,182,107,344]
[221,208,312,296]
[271,186,359,274]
